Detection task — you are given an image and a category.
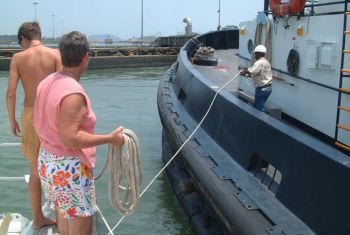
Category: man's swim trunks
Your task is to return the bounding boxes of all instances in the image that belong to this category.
[21,107,40,164]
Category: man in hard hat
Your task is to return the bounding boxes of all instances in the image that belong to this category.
[240,45,273,112]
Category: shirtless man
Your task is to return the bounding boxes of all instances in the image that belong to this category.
[6,22,62,229]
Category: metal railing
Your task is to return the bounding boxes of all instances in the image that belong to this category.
[0,142,29,182]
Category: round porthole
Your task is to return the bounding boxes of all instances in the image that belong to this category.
[248,39,254,54]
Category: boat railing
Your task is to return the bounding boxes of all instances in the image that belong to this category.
[303,0,346,16]
[0,142,20,147]
[0,143,29,182]
[266,0,348,17]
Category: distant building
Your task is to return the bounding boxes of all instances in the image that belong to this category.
[104,36,113,44]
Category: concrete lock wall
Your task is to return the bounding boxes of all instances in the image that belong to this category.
[88,55,177,70]
[0,55,178,71]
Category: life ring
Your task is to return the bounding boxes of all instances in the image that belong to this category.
[269,0,306,16]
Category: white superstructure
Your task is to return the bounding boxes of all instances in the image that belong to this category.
[238,0,350,149]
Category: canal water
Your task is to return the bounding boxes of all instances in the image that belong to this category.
[0,67,194,235]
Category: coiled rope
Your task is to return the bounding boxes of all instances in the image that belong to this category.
[189,37,218,66]
[194,46,217,63]
[94,129,143,234]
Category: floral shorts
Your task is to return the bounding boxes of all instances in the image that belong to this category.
[38,148,97,219]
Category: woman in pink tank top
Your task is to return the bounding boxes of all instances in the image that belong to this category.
[34,31,124,235]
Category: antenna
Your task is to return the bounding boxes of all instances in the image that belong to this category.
[217,0,221,30]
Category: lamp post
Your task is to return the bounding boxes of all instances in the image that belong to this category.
[33,2,38,22]
[52,14,55,40]
[141,0,144,46]
[217,0,221,30]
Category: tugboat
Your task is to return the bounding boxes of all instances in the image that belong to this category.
[157,0,350,234]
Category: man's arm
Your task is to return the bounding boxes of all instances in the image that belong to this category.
[247,61,262,76]
[6,54,21,137]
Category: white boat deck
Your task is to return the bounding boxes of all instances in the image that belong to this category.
[22,201,98,235]
[0,143,99,235]
[32,209,58,235]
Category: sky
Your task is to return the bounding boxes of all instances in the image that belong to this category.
[1,0,263,40]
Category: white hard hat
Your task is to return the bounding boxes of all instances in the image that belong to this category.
[254,45,267,53]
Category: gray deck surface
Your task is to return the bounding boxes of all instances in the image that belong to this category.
[194,49,282,118]
[193,49,241,93]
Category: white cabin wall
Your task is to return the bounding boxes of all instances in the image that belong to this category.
[239,20,258,95]
[239,11,346,139]
[272,15,342,88]
[239,20,256,66]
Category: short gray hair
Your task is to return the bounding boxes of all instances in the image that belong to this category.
[59,31,90,67]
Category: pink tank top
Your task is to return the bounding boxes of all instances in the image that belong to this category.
[34,72,96,168]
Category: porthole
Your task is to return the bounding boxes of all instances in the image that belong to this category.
[248,39,254,54]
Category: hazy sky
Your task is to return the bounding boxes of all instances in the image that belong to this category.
[1,1,263,39]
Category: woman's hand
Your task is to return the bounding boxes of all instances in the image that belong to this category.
[109,127,125,146]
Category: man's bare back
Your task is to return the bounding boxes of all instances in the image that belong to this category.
[9,43,61,107]
[7,39,61,137]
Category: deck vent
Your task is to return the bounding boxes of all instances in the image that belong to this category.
[178,89,187,104]
[248,154,282,195]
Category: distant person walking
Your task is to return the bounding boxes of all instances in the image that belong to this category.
[6,21,62,229]
[240,45,273,112]
[34,31,125,235]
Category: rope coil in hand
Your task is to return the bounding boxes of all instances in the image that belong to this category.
[95,128,143,217]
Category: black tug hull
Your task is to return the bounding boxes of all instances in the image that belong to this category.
[157,30,350,235]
